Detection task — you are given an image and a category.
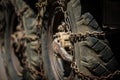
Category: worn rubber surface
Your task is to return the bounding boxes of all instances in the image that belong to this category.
[67,0,120,78]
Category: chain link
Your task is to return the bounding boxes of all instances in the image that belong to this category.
[69,31,105,43]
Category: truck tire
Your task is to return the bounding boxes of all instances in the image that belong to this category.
[41,0,120,80]
[67,0,120,79]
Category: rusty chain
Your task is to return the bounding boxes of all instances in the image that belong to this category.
[69,31,105,42]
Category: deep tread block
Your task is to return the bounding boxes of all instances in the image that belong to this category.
[81,56,99,70]
[92,64,108,76]
[88,19,99,29]
[99,47,113,62]
[106,57,119,72]
[92,40,106,53]
[86,37,98,47]
[78,13,93,25]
